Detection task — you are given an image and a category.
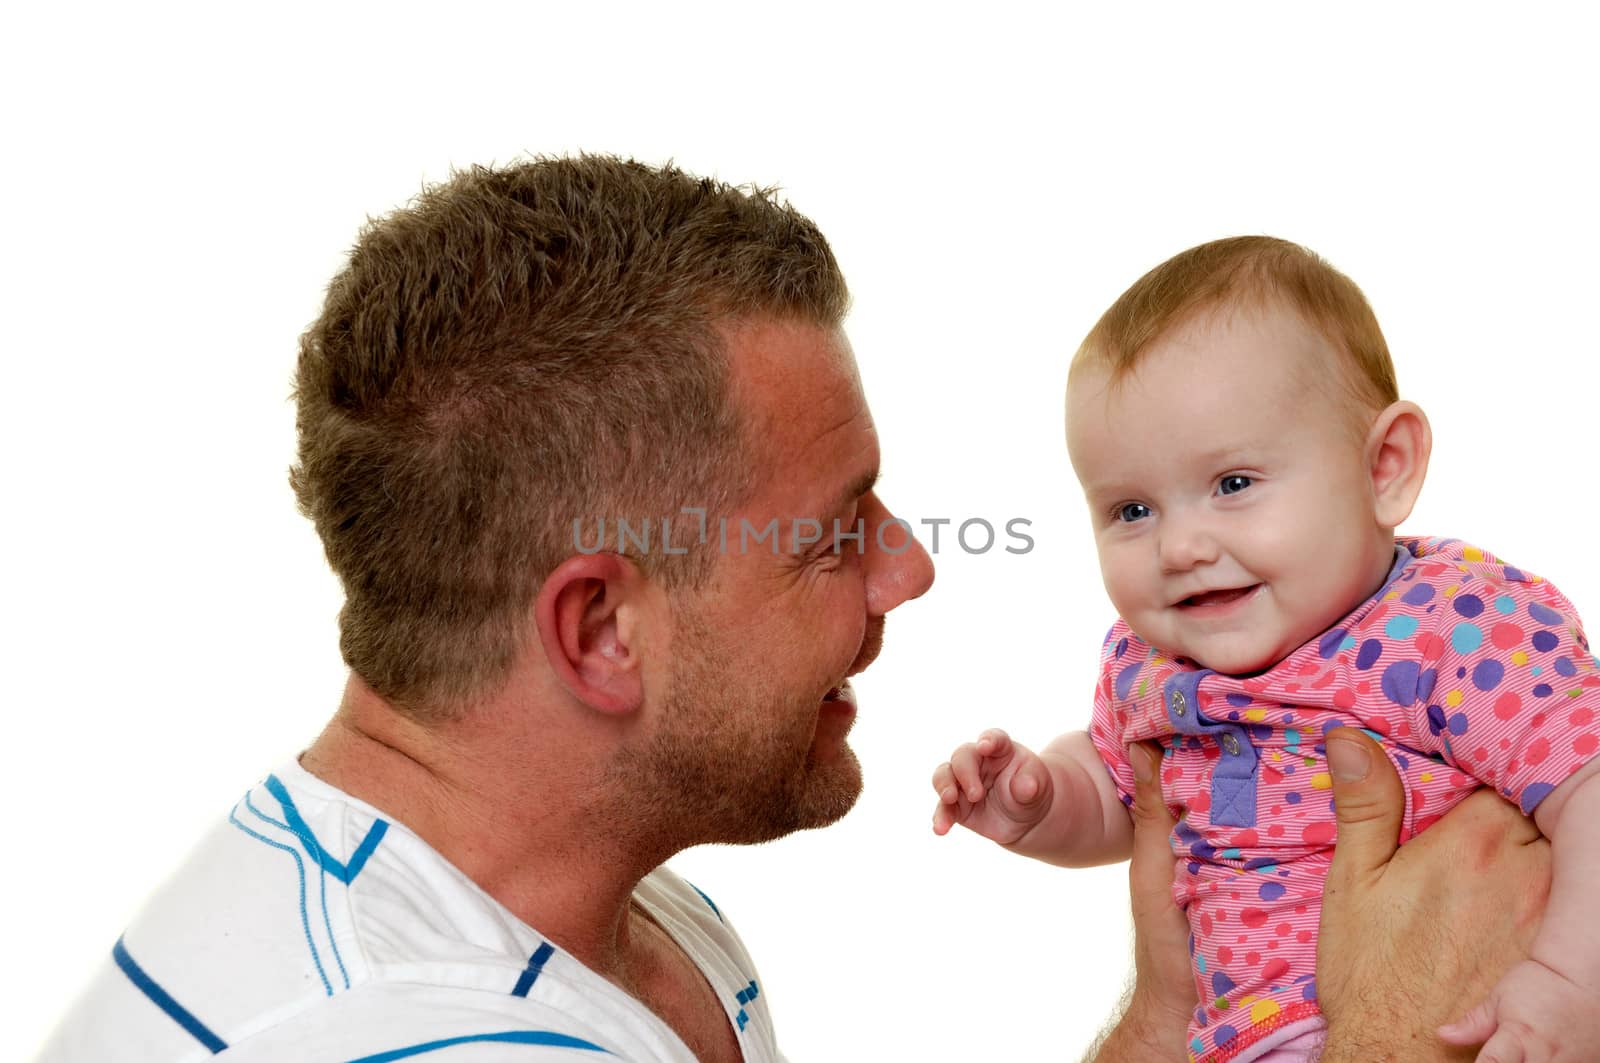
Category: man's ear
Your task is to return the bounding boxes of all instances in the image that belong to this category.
[1366,400,1432,529]
[533,552,649,716]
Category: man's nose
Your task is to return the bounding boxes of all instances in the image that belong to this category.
[1158,511,1220,573]
[860,493,935,616]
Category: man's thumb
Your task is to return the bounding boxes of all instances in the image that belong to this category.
[1325,727,1405,879]
[1126,742,1174,829]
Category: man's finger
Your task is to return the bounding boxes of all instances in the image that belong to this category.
[1126,742,1178,910]
[1324,727,1405,881]
[1123,740,1197,1023]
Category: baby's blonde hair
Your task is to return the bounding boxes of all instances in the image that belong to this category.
[1070,236,1398,427]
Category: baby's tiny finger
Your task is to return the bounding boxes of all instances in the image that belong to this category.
[977,728,1010,755]
[1006,755,1044,808]
[949,745,981,791]
[1436,993,1497,1046]
[1474,1026,1522,1063]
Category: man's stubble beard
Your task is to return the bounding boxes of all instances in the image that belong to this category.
[612,617,863,850]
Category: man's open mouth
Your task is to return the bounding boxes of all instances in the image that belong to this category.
[821,680,856,707]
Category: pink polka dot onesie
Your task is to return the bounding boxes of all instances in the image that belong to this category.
[1088,536,1600,1062]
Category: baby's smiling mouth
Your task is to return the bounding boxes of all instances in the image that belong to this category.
[1178,585,1260,609]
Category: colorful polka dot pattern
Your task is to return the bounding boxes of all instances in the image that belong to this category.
[1087,537,1600,1063]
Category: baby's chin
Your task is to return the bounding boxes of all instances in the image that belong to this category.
[1169,636,1293,678]
[1130,613,1307,676]
[1195,651,1283,678]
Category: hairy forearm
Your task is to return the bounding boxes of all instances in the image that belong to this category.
[1321,1028,1479,1062]
[1083,987,1190,1063]
[1319,958,1440,1062]
[1320,976,1479,1063]
[1320,1025,1475,1063]
[1006,731,1133,867]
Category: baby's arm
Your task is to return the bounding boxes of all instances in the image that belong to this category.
[1439,758,1600,1056]
[1530,759,1600,992]
[931,728,1133,867]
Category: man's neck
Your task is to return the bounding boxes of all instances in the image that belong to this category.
[300,677,743,1061]
[297,675,665,976]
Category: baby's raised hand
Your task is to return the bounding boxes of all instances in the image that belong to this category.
[930,728,1054,844]
[1438,956,1600,1061]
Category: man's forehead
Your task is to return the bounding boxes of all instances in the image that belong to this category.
[721,318,878,512]
[723,317,856,391]
[726,319,865,432]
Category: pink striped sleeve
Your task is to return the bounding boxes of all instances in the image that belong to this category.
[1088,622,1137,809]
[1404,574,1600,814]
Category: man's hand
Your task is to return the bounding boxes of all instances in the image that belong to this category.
[1318,727,1552,1062]
[1085,741,1193,1063]
[1092,727,1552,1063]
[931,728,1055,842]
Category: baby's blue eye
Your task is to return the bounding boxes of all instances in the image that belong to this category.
[1219,475,1252,496]
[1117,502,1152,523]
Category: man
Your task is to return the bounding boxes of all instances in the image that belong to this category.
[44,156,933,1061]
[42,157,1549,1061]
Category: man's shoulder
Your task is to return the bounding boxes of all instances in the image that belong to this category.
[38,770,779,1062]
[37,767,678,1061]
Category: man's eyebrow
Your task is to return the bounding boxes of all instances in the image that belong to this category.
[825,469,880,519]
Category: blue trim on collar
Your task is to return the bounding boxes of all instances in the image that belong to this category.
[1381,543,1416,589]
[263,774,389,885]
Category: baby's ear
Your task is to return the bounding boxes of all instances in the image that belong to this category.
[1365,400,1432,528]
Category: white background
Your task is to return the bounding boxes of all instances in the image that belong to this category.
[7,3,1598,1059]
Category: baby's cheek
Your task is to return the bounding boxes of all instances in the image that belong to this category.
[1098,548,1148,611]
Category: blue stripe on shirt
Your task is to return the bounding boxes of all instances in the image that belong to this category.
[345,1030,610,1062]
[111,936,229,1054]
[511,941,556,997]
[685,881,723,923]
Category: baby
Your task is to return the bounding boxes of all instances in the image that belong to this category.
[933,237,1600,1061]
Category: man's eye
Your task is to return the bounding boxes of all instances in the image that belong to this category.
[1219,475,1252,496]
[833,514,864,554]
[1116,502,1152,523]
